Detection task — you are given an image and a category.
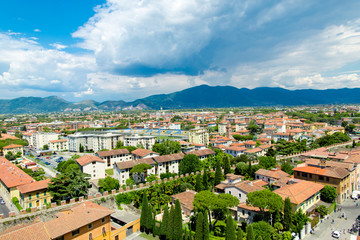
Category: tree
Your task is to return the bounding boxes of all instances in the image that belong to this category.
[57,156,81,173]
[195,212,204,240]
[315,205,329,218]
[180,154,201,174]
[258,156,276,170]
[225,215,236,240]
[167,205,175,240]
[251,221,274,240]
[214,158,223,186]
[43,144,49,150]
[246,225,254,240]
[283,197,292,231]
[98,176,120,192]
[152,140,181,155]
[223,157,231,175]
[280,162,293,175]
[195,174,203,192]
[203,210,210,240]
[79,144,84,152]
[140,192,149,232]
[47,169,90,202]
[174,199,183,240]
[115,141,123,149]
[203,171,209,190]
[20,125,27,131]
[161,206,169,239]
[237,228,244,240]
[130,163,152,183]
[5,151,16,161]
[246,189,284,219]
[146,205,153,233]
[193,191,239,229]
[320,185,337,203]
[291,209,309,237]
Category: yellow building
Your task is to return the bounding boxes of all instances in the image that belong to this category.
[49,139,68,151]
[0,157,34,199]
[274,180,324,213]
[17,179,51,209]
[3,144,24,156]
[293,165,350,203]
[0,201,140,240]
[189,128,209,145]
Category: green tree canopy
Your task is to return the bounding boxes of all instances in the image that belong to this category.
[180,154,201,174]
[251,221,274,240]
[320,185,337,203]
[246,189,284,213]
[98,176,120,192]
[258,156,276,169]
[130,163,152,174]
[152,140,181,155]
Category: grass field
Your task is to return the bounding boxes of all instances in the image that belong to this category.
[105,168,114,176]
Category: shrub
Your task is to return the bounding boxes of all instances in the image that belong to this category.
[12,197,23,211]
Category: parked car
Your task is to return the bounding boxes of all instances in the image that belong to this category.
[0,200,5,205]
[332,231,340,238]
[45,162,50,165]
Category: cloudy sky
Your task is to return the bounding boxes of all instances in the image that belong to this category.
[1,0,360,102]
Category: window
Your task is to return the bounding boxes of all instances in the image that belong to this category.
[29,203,32,208]
[239,193,241,198]
[319,176,324,181]
[89,233,93,240]
[36,193,39,198]
[302,173,307,177]
[102,217,106,223]
[56,236,64,240]
[44,191,46,196]
[29,194,31,200]
[228,191,232,195]
[88,223,92,229]
[72,229,80,236]
[102,227,106,235]
[309,174,312,178]
[44,199,47,204]
[326,177,330,182]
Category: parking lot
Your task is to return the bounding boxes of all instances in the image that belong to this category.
[305,198,360,240]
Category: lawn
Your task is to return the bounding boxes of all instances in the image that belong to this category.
[105,168,114,176]
[139,233,160,240]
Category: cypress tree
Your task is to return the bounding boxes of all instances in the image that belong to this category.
[195,212,204,240]
[202,171,209,190]
[152,210,156,237]
[161,207,169,239]
[214,159,223,186]
[146,205,153,233]
[246,225,254,240]
[140,192,149,232]
[167,205,175,240]
[189,227,193,240]
[283,197,292,231]
[225,215,236,240]
[203,210,210,240]
[237,228,244,240]
[174,199,183,240]
[195,174,203,192]
[224,157,231,175]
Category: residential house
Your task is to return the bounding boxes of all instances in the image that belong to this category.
[224,180,267,203]
[215,174,245,193]
[3,144,24,156]
[237,203,267,224]
[255,168,290,189]
[225,146,247,157]
[273,180,324,213]
[132,148,159,160]
[17,179,51,209]
[49,139,68,151]
[244,147,266,157]
[171,189,197,216]
[293,164,351,203]
[123,135,157,150]
[153,153,184,175]
[76,155,106,180]
[185,148,215,160]
[113,158,157,185]
[96,149,132,169]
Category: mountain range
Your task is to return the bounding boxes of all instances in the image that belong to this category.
[1,85,360,113]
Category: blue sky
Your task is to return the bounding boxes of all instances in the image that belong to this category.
[1,0,360,102]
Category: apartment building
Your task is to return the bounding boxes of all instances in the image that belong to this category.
[2,144,24,156]
[49,139,68,151]
[68,131,123,152]
[76,155,106,180]
[123,135,156,150]
[27,132,59,148]
[153,153,185,175]
[17,179,51,209]
[96,149,132,169]
[188,128,209,145]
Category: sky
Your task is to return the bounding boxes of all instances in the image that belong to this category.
[1,0,360,102]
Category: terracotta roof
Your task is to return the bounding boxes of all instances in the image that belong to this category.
[225,180,265,193]
[225,146,247,152]
[0,222,50,240]
[274,180,324,204]
[255,168,290,180]
[49,139,67,143]
[0,134,19,140]
[172,190,197,211]
[237,202,265,212]
[186,148,215,157]
[115,158,156,170]
[293,165,350,179]
[245,148,263,153]
[17,179,51,194]
[153,153,184,163]
[76,155,105,166]
[97,149,130,157]
[3,144,23,149]
[132,148,155,157]
[305,158,354,170]
[0,157,34,188]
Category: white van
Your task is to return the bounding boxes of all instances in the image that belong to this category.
[352,190,360,200]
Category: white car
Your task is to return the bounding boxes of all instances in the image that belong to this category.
[332,231,340,238]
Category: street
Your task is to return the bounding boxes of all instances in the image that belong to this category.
[0,201,10,218]
[305,199,360,240]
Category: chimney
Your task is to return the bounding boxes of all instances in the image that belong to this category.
[186,188,189,192]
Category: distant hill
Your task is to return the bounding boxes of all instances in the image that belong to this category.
[1,85,360,113]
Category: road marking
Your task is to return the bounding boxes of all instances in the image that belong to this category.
[335,218,345,229]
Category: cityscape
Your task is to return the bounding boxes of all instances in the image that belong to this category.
[1,1,360,240]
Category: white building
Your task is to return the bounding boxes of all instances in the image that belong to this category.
[113,158,157,185]
[153,153,184,176]
[26,132,59,148]
[76,155,106,180]
[224,180,267,203]
[68,131,123,152]
[225,146,247,157]
[123,135,157,150]
[185,148,215,160]
[49,139,68,151]
[96,149,132,169]
[188,128,209,145]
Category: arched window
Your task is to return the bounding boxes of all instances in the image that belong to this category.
[89,233,93,240]
[102,227,106,235]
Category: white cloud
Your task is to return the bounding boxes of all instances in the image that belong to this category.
[49,43,67,50]
[34,29,41,32]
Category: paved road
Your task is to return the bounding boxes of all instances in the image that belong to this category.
[305,199,360,240]
[0,202,10,218]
